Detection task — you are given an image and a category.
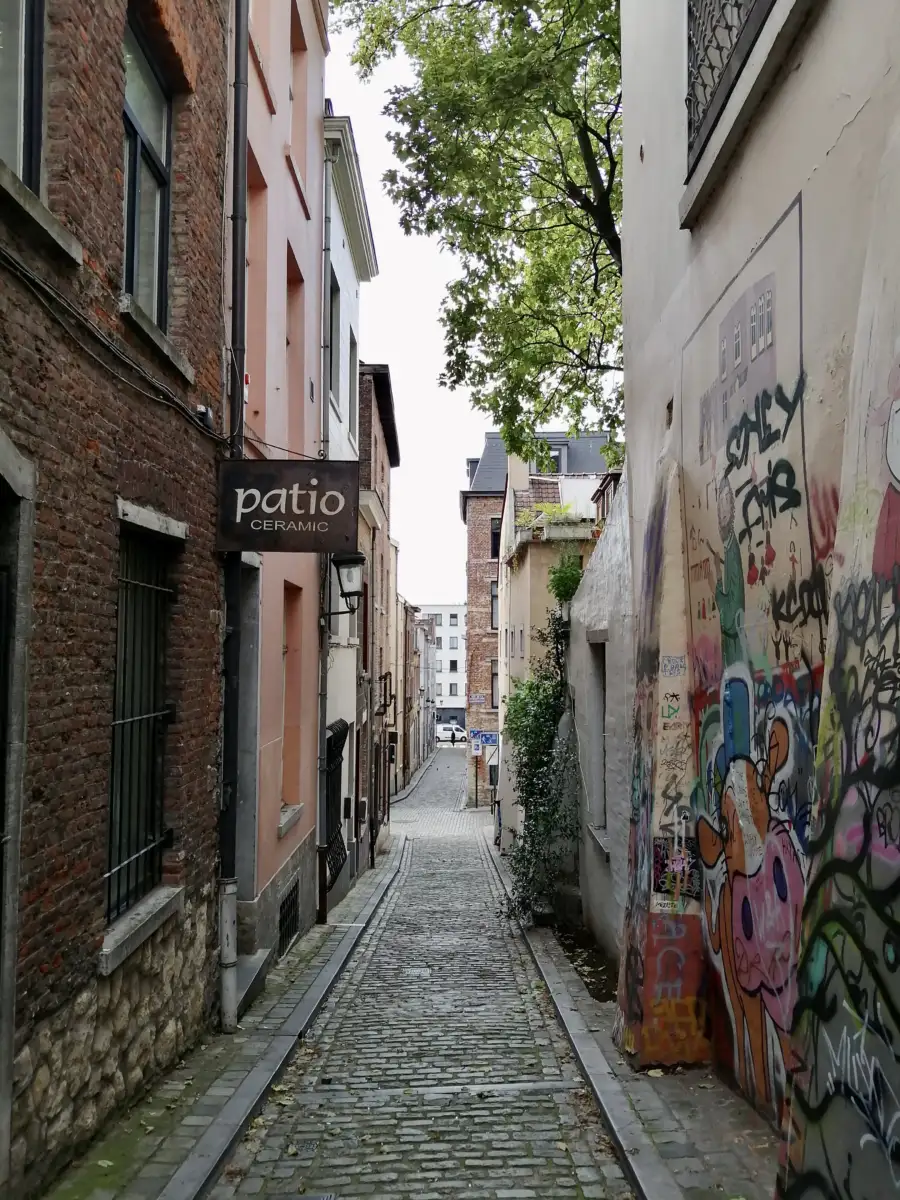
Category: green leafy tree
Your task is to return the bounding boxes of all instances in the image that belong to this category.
[336,0,623,461]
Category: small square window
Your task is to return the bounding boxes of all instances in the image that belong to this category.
[450,636,458,650]
[449,683,458,696]
[436,637,442,650]
[434,613,442,626]
[450,613,458,626]
[450,659,458,672]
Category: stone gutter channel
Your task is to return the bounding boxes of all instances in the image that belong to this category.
[482,830,685,1200]
[154,833,408,1200]
[388,748,438,805]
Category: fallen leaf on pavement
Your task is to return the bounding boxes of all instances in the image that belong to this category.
[648,1069,664,1077]
[97,1160,113,1169]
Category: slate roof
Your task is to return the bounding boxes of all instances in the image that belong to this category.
[461,431,609,522]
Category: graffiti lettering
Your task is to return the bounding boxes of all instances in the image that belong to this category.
[661,655,687,677]
[735,458,803,545]
[770,562,829,631]
[724,375,806,478]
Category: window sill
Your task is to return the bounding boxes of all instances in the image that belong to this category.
[278,803,304,840]
[99,885,185,976]
[680,0,818,229]
[285,148,311,220]
[587,824,611,863]
[119,295,196,385]
[250,25,277,114]
[0,158,82,266]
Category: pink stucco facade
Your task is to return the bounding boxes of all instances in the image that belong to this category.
[242,0,327,941]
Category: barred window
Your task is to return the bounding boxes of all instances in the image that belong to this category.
[107,528,176,922]
[687,0,778,172]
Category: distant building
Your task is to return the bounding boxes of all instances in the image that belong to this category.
[461,432,609,804]
[418,604,467,726]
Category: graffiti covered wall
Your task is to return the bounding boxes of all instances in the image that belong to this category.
[780,120,900,1199]
[680,199,831,1121]
[615,458,709,1066]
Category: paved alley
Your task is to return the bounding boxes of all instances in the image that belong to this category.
[212,749,632,1199]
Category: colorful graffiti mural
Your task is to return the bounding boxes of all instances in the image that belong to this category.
[683,200,826,1121]
[616,460,709,1066]
[778,257,900,1200]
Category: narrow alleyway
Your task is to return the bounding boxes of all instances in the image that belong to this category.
[212,748,633,1199]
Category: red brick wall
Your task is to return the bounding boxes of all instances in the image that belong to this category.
[1,0,228,1041]
[465,495,502,800]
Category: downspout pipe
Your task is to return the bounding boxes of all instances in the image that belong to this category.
[220,0,249,1033]
[316,143,336,923]
[368,522,376,870]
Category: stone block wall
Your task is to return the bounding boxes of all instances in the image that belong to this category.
[10,889,216,1194]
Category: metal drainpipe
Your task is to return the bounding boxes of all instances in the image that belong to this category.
[316,143,336,923]
[219,0,249,1034]
[368,522,377,870]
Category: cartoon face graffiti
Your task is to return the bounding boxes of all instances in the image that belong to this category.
[698,680,806,1114]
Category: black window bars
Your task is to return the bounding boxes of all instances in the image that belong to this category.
[106,530,175,923]
[687,0,778,175]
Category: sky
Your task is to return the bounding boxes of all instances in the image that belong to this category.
[325,33,492,607]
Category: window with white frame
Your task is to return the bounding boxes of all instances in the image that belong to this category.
[765,291,773,346]
[750,303,757,360]
[0,0,43,190]
[449,613,458,626]
[329,269,340,403]
[349,329,359,441]
[450,636,458,650]
[449,683,458,696]
[733,322,742,368]
[123,24,172,329]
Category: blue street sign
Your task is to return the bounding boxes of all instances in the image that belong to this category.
[469,729,481,739]
[481,732,499,746]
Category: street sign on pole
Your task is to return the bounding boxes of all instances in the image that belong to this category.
[469,729,481,740]
[471,738,483,758]
[480,732,499,746]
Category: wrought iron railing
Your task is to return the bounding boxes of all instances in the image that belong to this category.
[687,0,777,172]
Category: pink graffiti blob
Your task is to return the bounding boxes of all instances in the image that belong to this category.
[731,822,804,1033]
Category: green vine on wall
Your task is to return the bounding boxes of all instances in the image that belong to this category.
[503,611,578,920]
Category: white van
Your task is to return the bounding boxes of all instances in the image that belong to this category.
[436,724,467,743]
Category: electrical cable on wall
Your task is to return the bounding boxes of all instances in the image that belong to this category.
[0,245,225,445]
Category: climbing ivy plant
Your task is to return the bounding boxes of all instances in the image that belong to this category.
[503,611,578,919]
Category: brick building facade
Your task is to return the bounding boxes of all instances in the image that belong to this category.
[461,495,502,804]
[0,0,229,1189]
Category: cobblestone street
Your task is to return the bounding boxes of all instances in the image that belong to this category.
[212,749,633,1199]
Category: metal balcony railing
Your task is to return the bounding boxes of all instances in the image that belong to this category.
[687,0,777,172]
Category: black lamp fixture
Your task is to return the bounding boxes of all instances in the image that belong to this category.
[331,550,366,614]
